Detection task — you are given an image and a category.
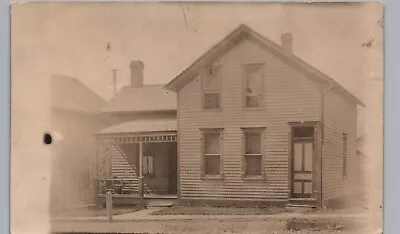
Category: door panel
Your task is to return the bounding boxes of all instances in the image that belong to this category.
[304,142,313,171]
[291,137,314,198]
[293,143,303,171]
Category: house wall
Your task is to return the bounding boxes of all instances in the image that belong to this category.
[177,39,321,202]
[50,108,106,213]
[322,89,358,206]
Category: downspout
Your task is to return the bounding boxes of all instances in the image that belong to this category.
[320,79,334,208]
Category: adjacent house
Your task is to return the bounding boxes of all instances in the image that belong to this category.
[50,74,106,213]
[96,61,178,204]
[96,24,364,208]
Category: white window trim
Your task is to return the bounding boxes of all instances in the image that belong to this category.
[242,63,265,109]
[201,66,222,111]
[200,128,224,180]
[241,127,266,180]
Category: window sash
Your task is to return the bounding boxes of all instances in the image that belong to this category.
[204,92,220,109]
[244,154,262,176]
[245,132,262,154]
[203,67,221,109]
[204,133,220,154]
[204,154,221,175]
[203,67,220,91]
[241,128,265,177]
[244,67,262,93]
[201,129,223,177]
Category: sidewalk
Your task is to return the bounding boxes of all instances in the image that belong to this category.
[51,207,369,223]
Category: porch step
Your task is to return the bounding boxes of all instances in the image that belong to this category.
[289,198,317,205]
[286,203,317,208]
[286,198,317,211]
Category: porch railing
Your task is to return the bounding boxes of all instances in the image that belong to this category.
[98,179,139,196]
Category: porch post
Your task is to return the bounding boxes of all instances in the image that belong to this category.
[107,143,113,180]
[138,141,144,199]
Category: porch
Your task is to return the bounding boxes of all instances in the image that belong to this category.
[95,119,178,205]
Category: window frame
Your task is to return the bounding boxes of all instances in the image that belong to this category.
[242,63,265,109]
[200,128,224,180]
[202,66,222,111]
[241,127,266,180]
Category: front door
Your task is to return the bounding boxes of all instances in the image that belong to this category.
[291,126,314,198]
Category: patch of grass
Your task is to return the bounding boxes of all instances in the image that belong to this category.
[151,205,286,215]
[52,206,142,217]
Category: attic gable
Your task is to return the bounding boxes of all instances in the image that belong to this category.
[165,24,364,107]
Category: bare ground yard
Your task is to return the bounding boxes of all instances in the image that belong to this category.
[152,206,287,215]
[52,219,368,234]
[52,206,142,217]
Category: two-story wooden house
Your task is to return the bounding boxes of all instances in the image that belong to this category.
[165,24,364,208]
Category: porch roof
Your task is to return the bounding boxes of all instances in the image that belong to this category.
[97,119,177,135]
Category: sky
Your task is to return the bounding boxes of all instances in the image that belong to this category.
[11,2,382,102]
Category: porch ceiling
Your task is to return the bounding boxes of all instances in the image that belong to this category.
[97,119,177,135]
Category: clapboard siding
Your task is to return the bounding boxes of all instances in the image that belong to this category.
[322,89,358,203]
[111,143,172,194]
[177,39,321,201]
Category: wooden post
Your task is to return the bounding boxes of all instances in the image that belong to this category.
[108,144,113,180]
[106,190,113,222]
[138,141,144,200]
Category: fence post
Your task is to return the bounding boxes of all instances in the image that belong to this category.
[106,190,113,222]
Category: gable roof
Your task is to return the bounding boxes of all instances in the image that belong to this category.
[102,84,177,113]
[50,74,106,113]
[165,24,365,107]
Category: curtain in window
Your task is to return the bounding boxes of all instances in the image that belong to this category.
[147,156,154,175]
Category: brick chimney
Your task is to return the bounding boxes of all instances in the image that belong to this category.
[280,33,293,53]
[130,61,144,88]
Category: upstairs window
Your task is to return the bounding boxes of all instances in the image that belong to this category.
[244,64,264,108]
[203,66,220,110]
